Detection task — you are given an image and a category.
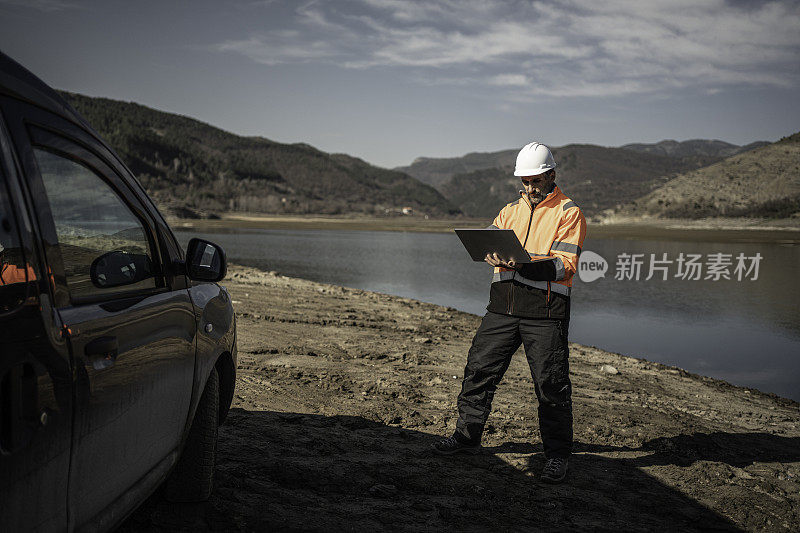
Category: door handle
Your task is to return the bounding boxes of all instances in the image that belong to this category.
[84,336,119,370]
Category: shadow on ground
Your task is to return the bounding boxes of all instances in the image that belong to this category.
[122,409,800,531]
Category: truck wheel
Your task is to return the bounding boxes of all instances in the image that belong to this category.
[165,367,219,502]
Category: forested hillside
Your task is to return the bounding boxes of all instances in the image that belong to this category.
[399,140,770,219]
[61,92,459,218]
[436,145,721,219]
[612,132,800,219]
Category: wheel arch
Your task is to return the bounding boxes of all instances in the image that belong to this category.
[215,351,236,424]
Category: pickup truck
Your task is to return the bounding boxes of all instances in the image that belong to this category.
[0,51,237,531]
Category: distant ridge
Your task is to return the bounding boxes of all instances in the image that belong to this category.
[621,139,770,159]
[60,92,459,218]
[399,139,771,219]
[395,150,517,189]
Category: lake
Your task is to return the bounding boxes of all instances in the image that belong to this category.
[175,227,800,402]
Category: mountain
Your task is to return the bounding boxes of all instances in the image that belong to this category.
[435,145,721,219]
[395,150,518,189]
[399,139,771,220]
[621,139,770,159]
[60,92,459,218]
[611,132,800,219]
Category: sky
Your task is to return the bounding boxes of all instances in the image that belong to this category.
[1,0,798,168]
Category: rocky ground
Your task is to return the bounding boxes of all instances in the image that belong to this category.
[124,265,800,532]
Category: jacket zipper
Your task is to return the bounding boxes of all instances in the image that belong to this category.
[509,194,536,315]
[521,195,535,248]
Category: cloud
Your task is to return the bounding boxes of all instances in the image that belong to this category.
[489,74,530,87]
[217,36,339,65]
[0,0,83,11]
[214,0,800,98]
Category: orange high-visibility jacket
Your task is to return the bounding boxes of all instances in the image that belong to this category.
[486,185,586,318]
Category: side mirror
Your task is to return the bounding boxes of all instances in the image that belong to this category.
[185,238,227,282]
[90,250,153,288]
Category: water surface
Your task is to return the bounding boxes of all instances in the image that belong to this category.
[175,228,800,401]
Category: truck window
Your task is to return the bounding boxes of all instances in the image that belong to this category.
[33,148,156,300]
[0,152,30,313]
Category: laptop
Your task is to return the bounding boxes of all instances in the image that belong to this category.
[454,228,552,264]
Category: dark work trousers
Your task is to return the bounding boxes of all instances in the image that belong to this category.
[455,311,573,459]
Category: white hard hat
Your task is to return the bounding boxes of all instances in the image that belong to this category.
[514,142,556,176]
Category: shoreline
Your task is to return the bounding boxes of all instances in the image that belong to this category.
[167,213,488,234]
[168,212,800,243]
[233,264,800,404]
[126,263,799,531]
[228,259,798,402]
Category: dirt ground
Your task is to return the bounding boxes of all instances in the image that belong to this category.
[124,264,800,532]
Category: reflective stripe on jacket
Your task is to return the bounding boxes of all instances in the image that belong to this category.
[486,184,587,319]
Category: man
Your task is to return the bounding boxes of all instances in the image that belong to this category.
[433,142,586,484]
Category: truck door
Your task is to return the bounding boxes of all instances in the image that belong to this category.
[1,100,197,528]
[0,109,73,531]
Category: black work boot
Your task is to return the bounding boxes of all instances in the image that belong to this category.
[541,457,568,483]
[431,434,481,455]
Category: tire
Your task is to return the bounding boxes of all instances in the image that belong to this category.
[165,367,219,502]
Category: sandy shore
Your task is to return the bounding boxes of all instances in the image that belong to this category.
[124,264,800,532]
